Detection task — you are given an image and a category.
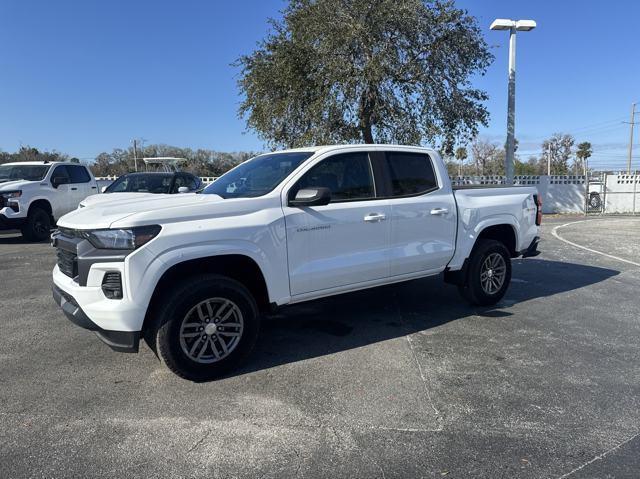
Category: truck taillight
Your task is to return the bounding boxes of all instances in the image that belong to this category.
[533,194,542,225]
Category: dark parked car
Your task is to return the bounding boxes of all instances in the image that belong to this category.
[103,172,203,194]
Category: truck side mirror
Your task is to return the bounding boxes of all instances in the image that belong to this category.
[178,186,190,194]
[288,187,331,207]
[52,176,69,188]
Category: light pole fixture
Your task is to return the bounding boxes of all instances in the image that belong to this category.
[490,18,536,184]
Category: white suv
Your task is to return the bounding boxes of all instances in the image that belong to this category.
[0,161,99,241]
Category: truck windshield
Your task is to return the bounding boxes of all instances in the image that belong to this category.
[203,152,314,199]
[0,164,50,182]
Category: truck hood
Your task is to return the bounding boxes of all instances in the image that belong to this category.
[79,192,159,208]
[0,179,34,190]
[58,192,228,229]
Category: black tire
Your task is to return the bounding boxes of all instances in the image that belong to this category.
[457,239,512,306]
[21,207,51,242]
[151,275,260,382]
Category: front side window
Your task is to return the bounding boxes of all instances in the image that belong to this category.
[51,166,70,183]
[171,175,187,193]
[0,164,50,182]
[203,152,314,199]
[186,174,202,191]
[292,152,375,202]
[385,152,437,197]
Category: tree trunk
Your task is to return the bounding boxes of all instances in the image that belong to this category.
[362,123,374,144]
[359,88,376,144]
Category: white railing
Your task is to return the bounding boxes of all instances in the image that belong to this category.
[95,176,219,184]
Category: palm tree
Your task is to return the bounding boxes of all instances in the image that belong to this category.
[455,147,468,177]
[576,142,593,175]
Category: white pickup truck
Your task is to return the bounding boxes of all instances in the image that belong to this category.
[51,145,541,381]
[0,161,99,241]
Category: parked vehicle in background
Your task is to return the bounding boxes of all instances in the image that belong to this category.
[79,172,203,208]
[51,145,541,381]
[0,161,98,241]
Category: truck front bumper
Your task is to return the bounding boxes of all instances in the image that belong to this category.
[52,283,140,353]
[520,236,541,258]
[0,208,26,230]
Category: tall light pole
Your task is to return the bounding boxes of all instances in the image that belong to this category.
[490,18,536,184]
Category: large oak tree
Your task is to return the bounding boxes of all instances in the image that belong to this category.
[236,0,492,150]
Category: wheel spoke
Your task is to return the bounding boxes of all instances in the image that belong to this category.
[182,332,201,338]
[215,300,230,317]
[189,338,202,356]
[217,336,229,354]
[220,322,242,328]
[219,310,234,322]
[196,304,207,321]
[209,338,221,359]
[183,322,201,329]
[218,331,241,337]
[196,339,209,359]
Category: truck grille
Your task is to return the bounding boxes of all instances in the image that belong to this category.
[57,248,78,278]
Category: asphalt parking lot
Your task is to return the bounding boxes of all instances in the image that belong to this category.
[1,216,639,478]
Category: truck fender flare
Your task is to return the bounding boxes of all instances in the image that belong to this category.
[146,240,275,302]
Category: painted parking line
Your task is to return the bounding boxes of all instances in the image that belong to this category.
[551,219,640,267]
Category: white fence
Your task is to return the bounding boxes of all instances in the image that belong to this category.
[596,174,640,214]
[451,175,587,214]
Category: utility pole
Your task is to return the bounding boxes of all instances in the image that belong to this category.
[132,139,138,172]
[547,143,551,176]
[627,102,636,174]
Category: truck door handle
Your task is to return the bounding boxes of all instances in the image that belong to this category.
[70,187,78,191]
[430,208,448,216]
[364,213,386,222]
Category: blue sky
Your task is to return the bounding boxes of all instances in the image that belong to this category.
[1,0,638,170]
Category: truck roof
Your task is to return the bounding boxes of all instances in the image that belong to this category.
[1,161,71,166]
[275,144,437,155]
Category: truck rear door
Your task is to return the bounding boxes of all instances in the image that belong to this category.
[66,165,95,206]
[381,151,456,276]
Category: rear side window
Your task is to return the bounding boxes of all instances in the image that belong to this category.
[294,152,375,202]
[66,165,91,183]
[385,152,437,196]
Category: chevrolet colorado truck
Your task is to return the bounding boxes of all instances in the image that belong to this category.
[0,161,99,241]
[51,145,541,381]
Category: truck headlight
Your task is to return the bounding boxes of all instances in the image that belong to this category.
[1,190,22,199]
[82,225,161,250]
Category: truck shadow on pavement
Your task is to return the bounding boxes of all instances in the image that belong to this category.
[232,258,619,378]
[0,231,50,244]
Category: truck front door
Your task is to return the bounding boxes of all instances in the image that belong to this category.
[283,151,391,296]
[49,165,72,218]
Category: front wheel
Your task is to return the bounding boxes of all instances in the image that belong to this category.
[21,207,51,242]
[457,239,512,306]
[152,275,260,381]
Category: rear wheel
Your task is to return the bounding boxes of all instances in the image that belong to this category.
[457,239,511,306]
[152,275,260,381]
[21,207,51,242]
